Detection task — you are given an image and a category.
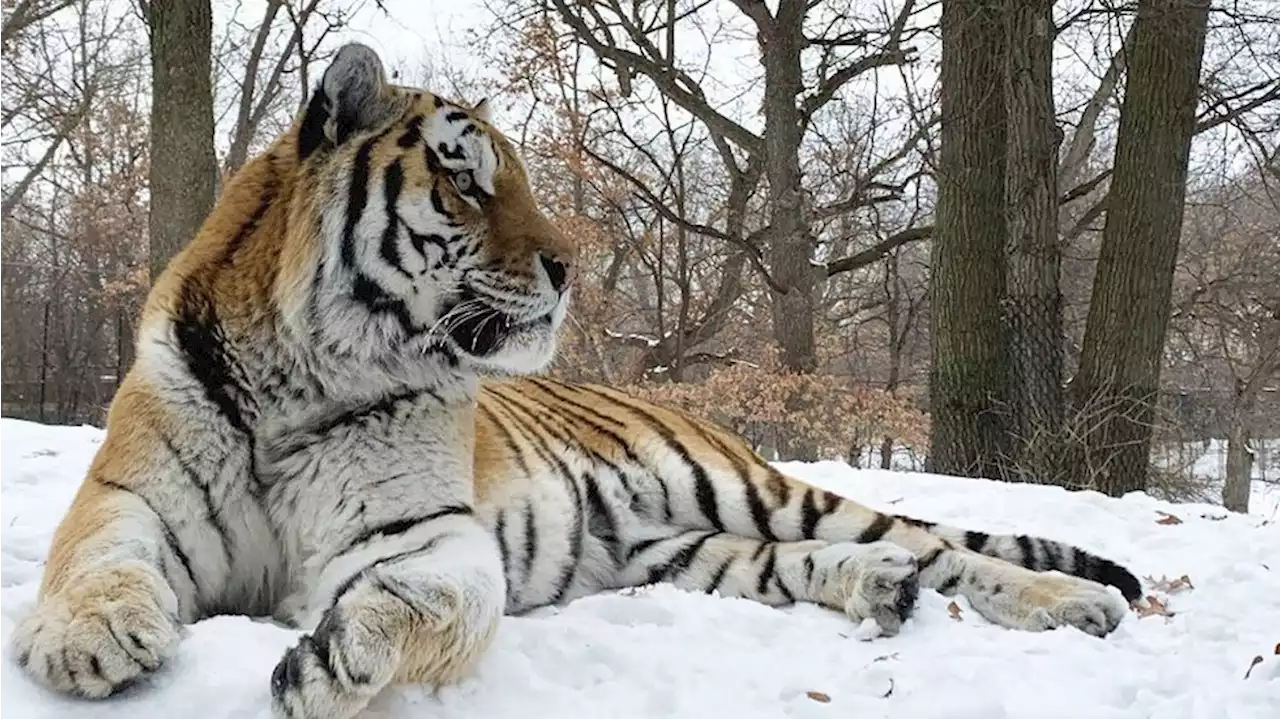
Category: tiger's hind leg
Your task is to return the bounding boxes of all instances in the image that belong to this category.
[620,531,920,635]
[12,476,191,698]
[270,511,505,719]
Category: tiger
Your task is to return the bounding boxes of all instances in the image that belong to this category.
[11,43,1142,719]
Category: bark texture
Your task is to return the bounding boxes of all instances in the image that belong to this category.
[1002,0,1063,482]
[1068,0,1210,496]
[928,0,1010,479]
[145,0,218,281]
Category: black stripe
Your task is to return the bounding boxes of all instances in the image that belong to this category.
[626,536,664,561]
[444,110,469,123]
[964,531,989,553]
[379,161,413,280]
[157,435,231,564]
[97,478,199,601]
[646,531,718,585]
[477,402,532,477]
[339,505,472,557]
[1015,535,1036,568]
[298,87,330,159]
[1093,556,1142,602]
[583,473,620,559]
[521,502,539,584]
[802,555,815,585]
[351,272,422,335]
[549,474,585,604]
[800,490,823,538]
[574,385,719,528]
[937,573,961,594]
[423,144,443,173]
[523,380,641,466]
[341,132,382,270]
[708,557,734,594]
[328,533,451,609]
[493,510,511,572]
[917,547,944,570]
[397,115,423,148]
[684,420,775,540]
[1038,538,1061,571]
[269,389,427,461]
[756,544,778,595]
[173,289,253,434]
[438,141,465,160]
[856,513,895,544]
[900,515,936,530]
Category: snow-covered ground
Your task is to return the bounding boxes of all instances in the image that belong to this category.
[2,417,1277,719]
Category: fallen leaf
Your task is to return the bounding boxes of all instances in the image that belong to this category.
[872,653,900,663]
[1274,642,1279,655]
[1155,511,1183,525]
[1132,595,1174,618]
[1143,574,1195,594]
[882,678,895,698]
[947,601,963,621]
[1200,513,1227,521]
[1244,655,1263,679]
[806,691,831,703]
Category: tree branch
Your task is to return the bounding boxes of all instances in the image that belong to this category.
[825,225,932,277]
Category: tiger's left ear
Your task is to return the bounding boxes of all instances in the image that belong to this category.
[472,98,492,123]
[298,43,399,160]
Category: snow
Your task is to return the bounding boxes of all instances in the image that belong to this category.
[2,418,1278,719]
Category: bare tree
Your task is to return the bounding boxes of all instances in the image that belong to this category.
[1068,0,1212,496]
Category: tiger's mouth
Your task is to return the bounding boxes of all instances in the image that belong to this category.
[445,290,555,357]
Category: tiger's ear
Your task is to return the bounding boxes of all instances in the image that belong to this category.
[472,98,492,123]
[298,43,396,160]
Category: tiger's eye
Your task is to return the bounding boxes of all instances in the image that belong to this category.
[454,170,474,194]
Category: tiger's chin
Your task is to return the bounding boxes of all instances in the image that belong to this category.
[446,295,567,377]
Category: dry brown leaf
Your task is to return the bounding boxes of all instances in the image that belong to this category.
[1144,574,1195,594]
[1274,642,1280,655]
[1132,595,1175,618]
[1244,656,1264,679]
[806,691,831,703]
[947,601,963,621]
[1155,511,1183,525]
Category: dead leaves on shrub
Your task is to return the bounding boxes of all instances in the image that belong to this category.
[1155,510,1183,525]
[947,601,963,621]
[1130,573,1194,619]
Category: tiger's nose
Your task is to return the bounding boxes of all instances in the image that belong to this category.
[538,252,571,293]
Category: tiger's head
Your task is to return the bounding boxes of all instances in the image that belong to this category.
[278,43,575,377]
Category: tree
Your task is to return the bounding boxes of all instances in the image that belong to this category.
[142,0,218,280]
[1001,0,1063,482]
[545,0,925,379]
[1068,0,1211,496]
[928,0,1009,479]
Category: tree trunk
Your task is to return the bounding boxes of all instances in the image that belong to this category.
[762,0,820,377]
[1068,0,1210,497]
[1002,0,1063,483]
[145,0,218,282]
[928,0,1009,479]
[1223,419,1252,513]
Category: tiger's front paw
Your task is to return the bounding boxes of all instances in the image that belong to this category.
[271,607,396,719]
[1020,573,1128,637]
[11,565,182,698]
[812,541,920,636]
